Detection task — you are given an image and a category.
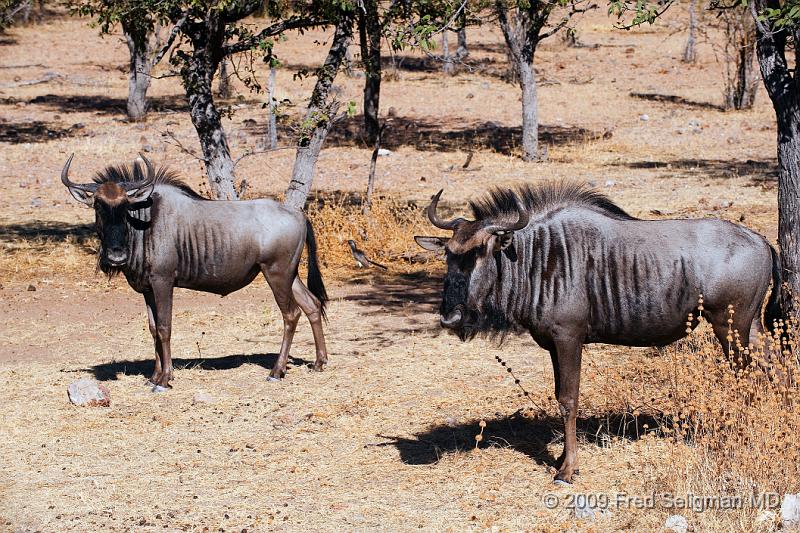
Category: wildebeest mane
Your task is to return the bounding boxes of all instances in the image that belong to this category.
[93,162,207,200]
[469,181,636,222]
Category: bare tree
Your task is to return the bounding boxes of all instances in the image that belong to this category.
[358,0,382,144]
[265,64,278,150]
[121,20,162,121]
[721,5,758,109]
[682,0,698,63]
[496,0,592,161]
[217,57,232,99]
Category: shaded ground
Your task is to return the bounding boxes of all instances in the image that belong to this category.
[0,119,85,143]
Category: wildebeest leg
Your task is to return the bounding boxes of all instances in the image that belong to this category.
[553,336,582,483]
[150,281,174,389]
[143,291,163,385]
[548,348,564,468]
[291,276,328,371]
[262,266,301,380]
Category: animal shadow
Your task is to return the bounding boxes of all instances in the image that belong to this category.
[385,410,662,468]
[86,353,311,381]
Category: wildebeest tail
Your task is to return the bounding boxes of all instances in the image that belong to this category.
[305,218,328,321]
[764,245,783,333]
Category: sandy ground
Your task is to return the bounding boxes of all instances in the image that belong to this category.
[0,4,787,532]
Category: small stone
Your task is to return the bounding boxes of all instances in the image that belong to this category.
[639,114,649,121]
[68,378,111,407]
[444,417,457,427]
[387,106,398,117]
[573,497,595,520]
[782,493,800,528]
[755,510,776,525]
[192,391,214,405]
[605,180,616,187]
[27,284,36,291]
[142,144,153,153]
[664,514,688,533]
[377,148,392,157]
[30,198,42,208]
[466,93,474,99]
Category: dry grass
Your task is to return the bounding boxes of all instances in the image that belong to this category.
[306,194,438,275]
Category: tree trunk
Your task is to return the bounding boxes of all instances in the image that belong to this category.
[776,102,800,313]
[123,23,153,121]
[284,11,354,209]
[751,0,800,316]
[266,65,278,150]
[455,21,468,60]
[358,0,381,144]
[682,0,697,63]
[518,59,539,161]
[181,55,238,200]
[723,8,758,110]
[443,31,453,74]
[218,58,232,99]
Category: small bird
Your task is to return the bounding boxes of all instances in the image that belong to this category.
[348,240,388,270]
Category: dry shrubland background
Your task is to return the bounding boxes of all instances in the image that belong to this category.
[0,4,798,533]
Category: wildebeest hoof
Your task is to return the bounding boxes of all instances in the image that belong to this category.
[312,364,325,372]
[151,385,169,393]
[267,376,281,382]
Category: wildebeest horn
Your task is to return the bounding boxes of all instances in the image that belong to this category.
[126,153,156,190]
[427,189,466,230]
[60,153,97,192]
[483,195,529,234]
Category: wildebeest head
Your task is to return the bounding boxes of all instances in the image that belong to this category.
[415,189,528,339]
[60,154,155,270]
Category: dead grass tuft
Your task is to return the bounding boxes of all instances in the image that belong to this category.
[306,194,438,276]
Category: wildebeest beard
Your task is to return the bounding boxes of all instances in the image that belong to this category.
[441,271,522,342]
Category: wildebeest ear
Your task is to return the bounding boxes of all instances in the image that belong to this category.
[126,183,155,204]
[66,186,94,206]
[414,236,448,252]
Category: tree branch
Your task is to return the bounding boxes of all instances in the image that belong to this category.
[749,0,793,105]
[152,12,188,65]
[223,16,324,56]
[539,3,597,40]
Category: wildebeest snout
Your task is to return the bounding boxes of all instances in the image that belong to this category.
[440,306,464,329]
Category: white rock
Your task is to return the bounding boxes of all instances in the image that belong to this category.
[573,497,596,520]
[192,391,214,405]
[755,510,776,525]
[782,494,800,528]
[605,180,617,187]
[664,514,688,533]
[67,378,110,407]
[377,148,392,157]
[639,114,649,121]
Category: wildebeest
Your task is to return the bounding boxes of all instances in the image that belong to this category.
[61,154,328,391]
[415,182,781,483]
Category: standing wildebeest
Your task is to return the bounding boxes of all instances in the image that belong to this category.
[415,182,781,483]
[61,154,328,391]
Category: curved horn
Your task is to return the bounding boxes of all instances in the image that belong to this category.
[60,153,88,190]
[483,194,529,234]
[427,189,466,230]
[126,153,157,190]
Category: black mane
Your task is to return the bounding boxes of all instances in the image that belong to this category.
[469,181,636,222]
[93,161,206,200]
